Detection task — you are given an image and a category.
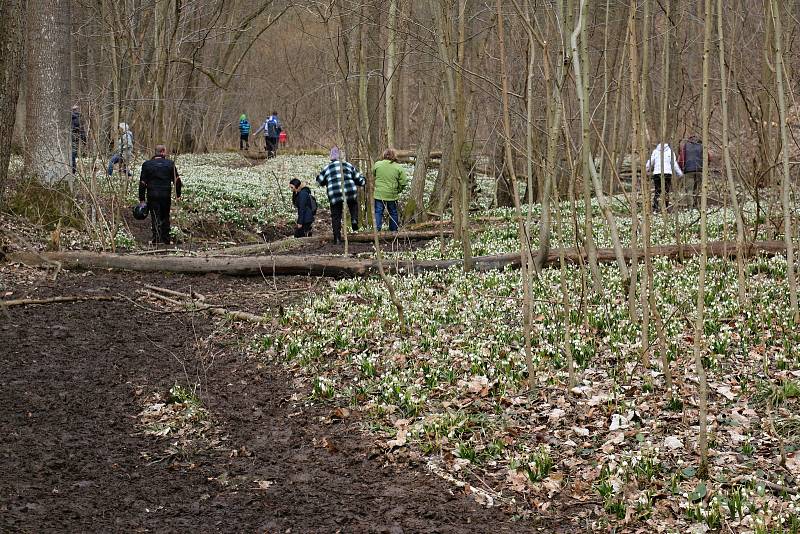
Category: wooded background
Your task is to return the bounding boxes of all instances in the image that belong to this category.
[1,0,800,209]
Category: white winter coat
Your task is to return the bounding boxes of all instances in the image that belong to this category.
[645,144,683,177]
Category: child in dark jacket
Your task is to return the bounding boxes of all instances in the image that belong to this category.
[290,178,315,237]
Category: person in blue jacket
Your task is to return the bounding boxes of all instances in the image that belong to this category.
[238,114,250,150]
[289,178,315,237]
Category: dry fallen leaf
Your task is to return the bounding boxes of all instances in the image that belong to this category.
[254,480,273,490]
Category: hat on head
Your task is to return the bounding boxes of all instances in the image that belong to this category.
[330,146,340,161]
[240,114,247,120]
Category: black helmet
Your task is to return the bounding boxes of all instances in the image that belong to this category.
[132,203,149,220]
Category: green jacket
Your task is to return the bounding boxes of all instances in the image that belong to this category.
[372,159,408,201]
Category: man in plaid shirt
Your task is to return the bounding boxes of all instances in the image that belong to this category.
[316,147,366,244]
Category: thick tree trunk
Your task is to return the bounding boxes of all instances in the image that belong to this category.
[10,241,789,278]
[0,0,24,205]
[25,0,72,185]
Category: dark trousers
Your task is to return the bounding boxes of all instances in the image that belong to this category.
[239,133,249,150]
[148,197,171,244]
[652,174,672,212]
[265,136,278,158]
[374,200,399,231]
[294,222,313,238]
[330,198,359,242]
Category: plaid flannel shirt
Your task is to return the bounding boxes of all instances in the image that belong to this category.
[315,160,365,204]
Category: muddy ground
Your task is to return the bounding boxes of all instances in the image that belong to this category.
[0,266,555,533]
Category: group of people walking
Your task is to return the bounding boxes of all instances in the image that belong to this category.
[70,105,136,177]
[291,147,408,242]
[645,135,708,212]
[239,112,286,158]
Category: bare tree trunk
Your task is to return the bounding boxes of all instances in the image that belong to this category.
[385,0,399,148]
[694,0,713,479]
[717,0,748,308]
[0,0,24,204]
[409,77,440,223]
[627,3,641,323]
[496,0,536,390]
[770,0,799,323]
[570,4,601,293]
[25,0,72,185]
[432,0,473,271]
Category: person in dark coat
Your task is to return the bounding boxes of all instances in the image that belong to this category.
[138,145,182,245]
[70,105,87,174]
[290,178,315,237]
[678,135,707,209]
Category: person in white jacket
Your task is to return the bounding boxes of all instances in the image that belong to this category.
[645,143,683,213]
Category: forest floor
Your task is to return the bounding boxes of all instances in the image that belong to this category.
[0,264,559,533]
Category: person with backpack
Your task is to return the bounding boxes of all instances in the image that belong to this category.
[238,114,251,150]
[678,134,708,209]
[138,145,182,245]
[70,105,87,174]
[254,112,282,158]
[108,122,134,176]
[372,148,408,231]
[316,146,366,244]
[289,178,316,237]
[646,142,683,213]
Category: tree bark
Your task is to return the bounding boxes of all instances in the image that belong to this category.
[0,0,24,205]
[25,0,72,185]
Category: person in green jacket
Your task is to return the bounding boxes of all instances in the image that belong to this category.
[372,148,408,231]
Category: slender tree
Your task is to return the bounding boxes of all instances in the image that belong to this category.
[717,0,748,308]
[693,0,713,478]
[769,0,799,323]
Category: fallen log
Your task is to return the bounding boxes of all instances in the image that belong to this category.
[208,230,455,257]
[7,240,788,277]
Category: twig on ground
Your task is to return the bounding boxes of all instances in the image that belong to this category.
[0,295,116,308]
[142,285,269,325]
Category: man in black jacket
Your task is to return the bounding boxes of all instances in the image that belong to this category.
[138,145,182,245]
[289,178,315,237]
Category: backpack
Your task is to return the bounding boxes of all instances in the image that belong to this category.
[309,192,318,216]
[266,117,280,138]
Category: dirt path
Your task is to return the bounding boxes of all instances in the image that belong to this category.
[0,268,547,533]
